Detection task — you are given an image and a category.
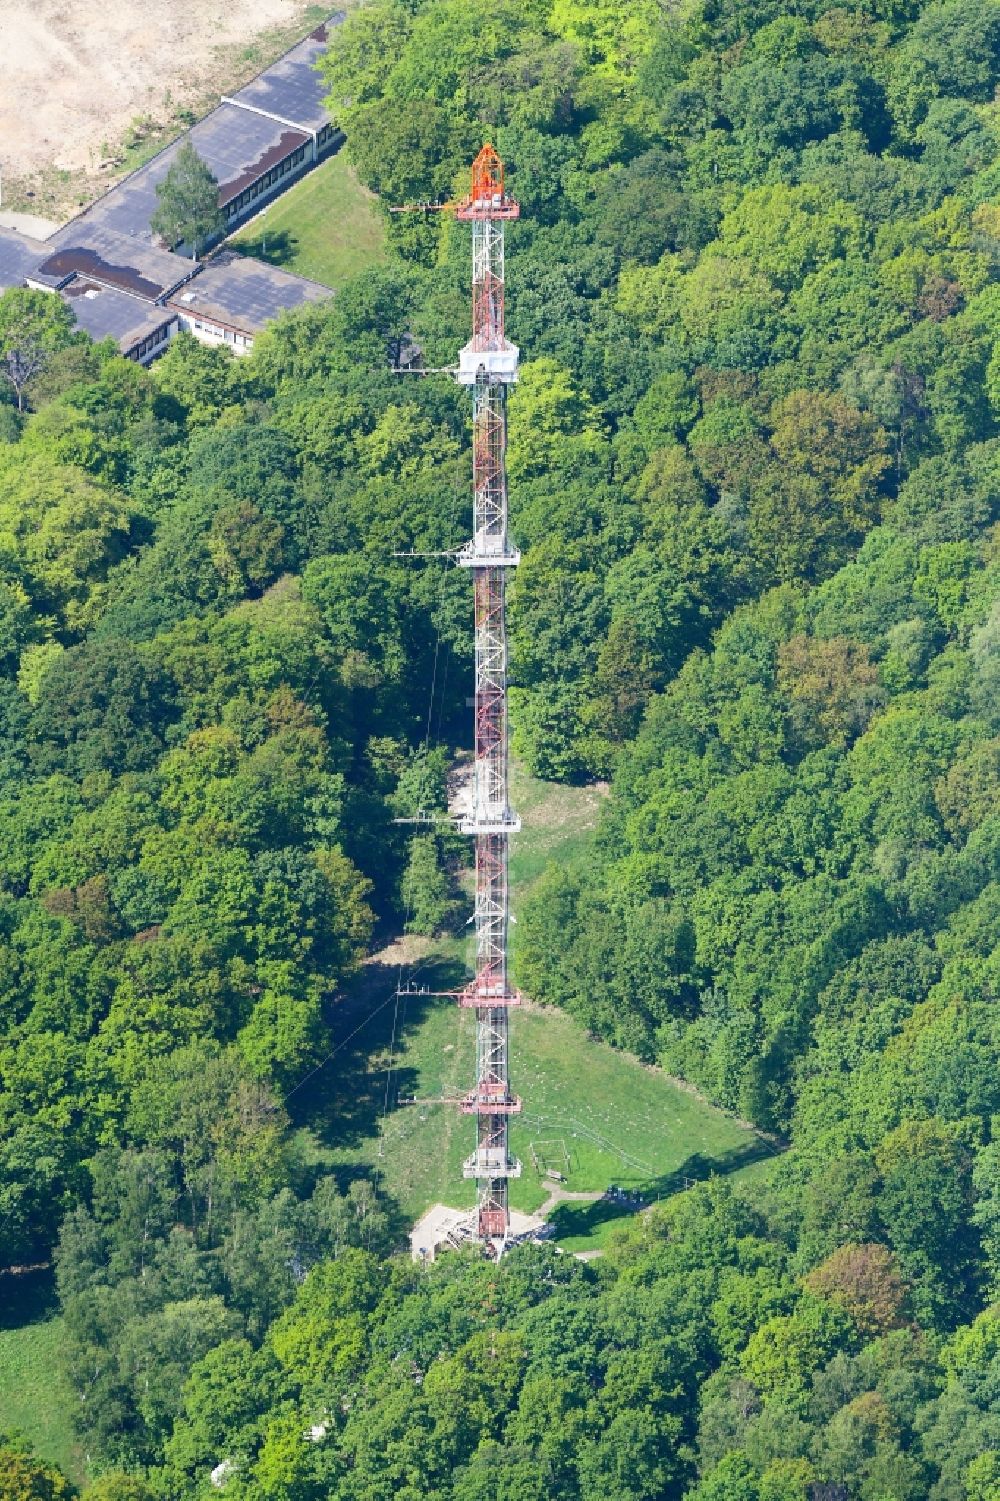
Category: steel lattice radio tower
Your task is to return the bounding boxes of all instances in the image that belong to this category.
[392,146,522,1255]
[454,146,522,1252]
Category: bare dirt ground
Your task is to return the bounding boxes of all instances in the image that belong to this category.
[0,1,328,222]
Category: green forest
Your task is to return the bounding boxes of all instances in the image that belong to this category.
[1,0,1000,1495]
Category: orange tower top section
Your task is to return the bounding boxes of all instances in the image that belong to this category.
[456,144,520,221]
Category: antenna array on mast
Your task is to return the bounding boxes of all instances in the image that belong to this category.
[454,145,522,1254]
[393,146,523,1255]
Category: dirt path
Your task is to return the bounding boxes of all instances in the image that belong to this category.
[536,1183,605,1217]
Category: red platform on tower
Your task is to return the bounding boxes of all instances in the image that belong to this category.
[455,145,521,220]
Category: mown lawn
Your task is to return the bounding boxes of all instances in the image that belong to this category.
[301,765,774,1248]
[0,1284,83,1484]
[229,148,386,288]
[508,763,607,889]
[312,978,771,1233]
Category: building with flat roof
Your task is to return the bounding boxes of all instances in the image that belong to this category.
[60,277,177,364]
[37,225,195,302]
[0,226,177,364]
[49,105,313,253]
[0,18,348,368]
[167,251,331,352]
[226,21,340,137]
[0,226,330,365]
[49,13,345,260]
[0,227,67,292]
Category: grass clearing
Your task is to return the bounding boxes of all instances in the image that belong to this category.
[308,979,771,1240]
[0,1273,82,1483]
[298,765,774,1250]
[508,763,607,891]
[230,149,386,288]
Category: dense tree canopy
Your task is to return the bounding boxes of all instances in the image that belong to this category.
[3,0,1000,1494]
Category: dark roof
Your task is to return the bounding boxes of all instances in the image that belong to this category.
[48,15,346,252]
[167,251,331,335]
[0,226,67,291]
[214,121,311,205]
[229,18,343,133]
[49,105,310,248]
[60,276,176,351]
[38,225,193,301]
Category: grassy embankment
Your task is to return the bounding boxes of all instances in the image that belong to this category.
[303,764,776,1253]
[229,148,387,287]
[0,1272,82,1483]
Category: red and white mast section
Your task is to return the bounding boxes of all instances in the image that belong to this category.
[454,146,522,1253]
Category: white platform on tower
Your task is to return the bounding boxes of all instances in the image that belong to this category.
[458,811,522,835]
[455,341,520,385]
[456,539,521,567]
[463,1149,522,1179]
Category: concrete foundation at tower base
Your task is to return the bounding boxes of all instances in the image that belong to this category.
[409,1203,546,1262]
